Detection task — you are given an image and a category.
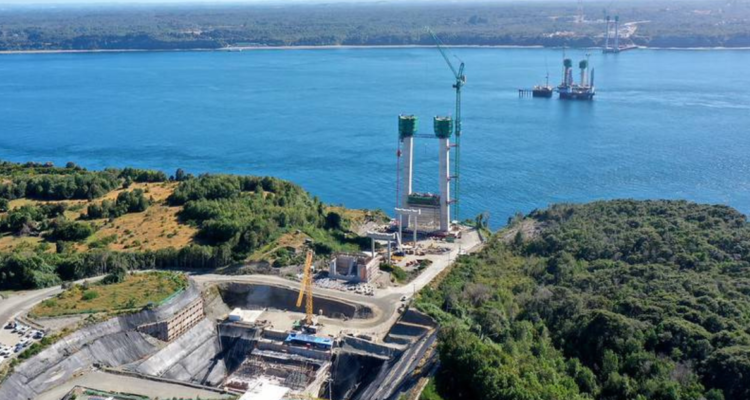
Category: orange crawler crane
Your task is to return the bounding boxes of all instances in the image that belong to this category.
[296,249,316,329]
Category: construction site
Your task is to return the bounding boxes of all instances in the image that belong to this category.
[0,31,482,400]
[0,218,480,400]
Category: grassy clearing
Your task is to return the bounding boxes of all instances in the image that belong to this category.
[1,182,198,253]
[248,230,309,262]
[29,271,188,318]
[0,234,45,253]
[326,206,388,232]
[85,182,197,252]
[86,204,196,252]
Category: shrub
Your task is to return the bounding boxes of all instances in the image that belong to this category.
[380,263,408,282]
[49,220,94,242]
[82,290,99,301]
[102,265,128,285]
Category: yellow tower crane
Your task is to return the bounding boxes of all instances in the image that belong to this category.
[296,249,315,327]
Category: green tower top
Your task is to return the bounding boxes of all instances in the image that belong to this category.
[434,116,453,139]
[399,115,418,139]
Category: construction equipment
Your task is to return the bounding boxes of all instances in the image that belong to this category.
[296,249,315,327]
[427,27,465,224]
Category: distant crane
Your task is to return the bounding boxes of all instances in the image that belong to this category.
[576,0,585,23]
[296,249,315,327]
[427,28,465,225]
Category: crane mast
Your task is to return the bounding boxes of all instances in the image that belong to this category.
[296,249,315,326]
[428,28,465,224]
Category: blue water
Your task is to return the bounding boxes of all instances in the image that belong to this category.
[1,48,750,227]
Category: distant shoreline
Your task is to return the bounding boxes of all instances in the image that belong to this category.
[1,44,750,55]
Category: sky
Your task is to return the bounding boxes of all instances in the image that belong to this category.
[0,0,550,4]
[0,0,424,3]
[0,0,484,6]
[0,0,685,6]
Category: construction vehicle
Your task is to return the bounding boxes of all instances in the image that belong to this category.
[296,249,319,333]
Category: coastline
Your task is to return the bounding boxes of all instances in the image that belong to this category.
[2,44,750,55]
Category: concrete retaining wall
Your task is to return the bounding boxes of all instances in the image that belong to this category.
[256,341,331,361]
[218,323,261,374]
[387,322,430,338]
[0,283,203,400]
[399,309,438,328]
[329,351,387,400]
[341,336,401,359]
[135,318,226,386]
[262,328,290,342]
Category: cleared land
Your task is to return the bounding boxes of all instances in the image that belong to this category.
[1,182,198,253]
[86,182,196,252]
[29,272,187,318]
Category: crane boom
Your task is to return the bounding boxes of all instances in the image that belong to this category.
[427,27,465,224]
[296,249,315,326]
[429,30,460,79]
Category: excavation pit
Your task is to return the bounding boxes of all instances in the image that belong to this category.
[217,283,375,320]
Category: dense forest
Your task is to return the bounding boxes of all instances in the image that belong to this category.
[0,160,365,290]
[0,1,749,51]
[418,200,750,400]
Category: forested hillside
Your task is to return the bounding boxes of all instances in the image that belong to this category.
[1,1,749,51]
[418,200,750,400]
[0,160,373,290]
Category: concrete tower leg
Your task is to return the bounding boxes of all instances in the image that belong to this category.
[605,17,610,50]
[401,137,414,228]
[439,138,451,232]
[413,215,418,245]
[398,214,404,249]
[615,17,620,50]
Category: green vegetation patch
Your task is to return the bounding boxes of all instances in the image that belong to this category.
[380,263,409,283]
[83,189,151,220]
[0,161,365,291]
[30,271,187,318]
[418,200,750,400]
[419,379,446,400]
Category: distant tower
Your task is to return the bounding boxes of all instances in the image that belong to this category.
[614,15,620,51]
[604,16,611,50]
[579,59,588,86]
[434,116,452,233]
[398,115,416,213]
[576,0,584,23]
[396,114,452,233]
[563,58,574,86]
